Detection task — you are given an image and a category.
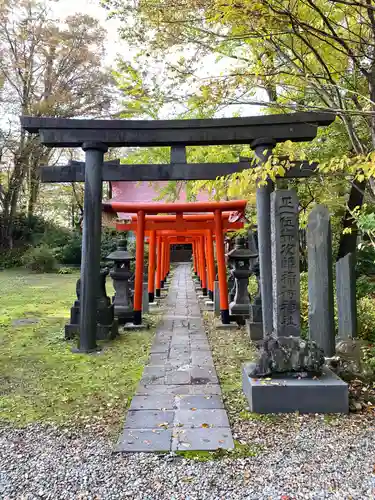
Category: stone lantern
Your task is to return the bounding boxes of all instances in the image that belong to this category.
[106,238,134,325]
[227,236,257,324]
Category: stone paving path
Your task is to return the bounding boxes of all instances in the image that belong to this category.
[117,263,234,452]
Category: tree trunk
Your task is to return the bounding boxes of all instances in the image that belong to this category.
[336,179,366,260]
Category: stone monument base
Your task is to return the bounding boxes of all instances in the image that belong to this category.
[65,321,118,341]
[148,302,159,312]
[204,300,214,311]
[117,314,135,326]
[242,362,348,414]
[97,321,119,341]
[122,323,149,331]
[246,320,263,342]
[213,318,238,330]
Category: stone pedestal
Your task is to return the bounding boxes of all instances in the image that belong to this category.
[214,318,238,330]
[246,319,263,342]
[107,240,135,325]
[65,277,81,340]
[242,363,348,414]
[213,281,220,317]
[142,282,149,314]
[65,271,118,341]
[227,236,256,325]
[111,268,134,325]
[96,268,119,340]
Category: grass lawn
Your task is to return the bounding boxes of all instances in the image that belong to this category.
[0,269,155,435]
[203,312,258,425]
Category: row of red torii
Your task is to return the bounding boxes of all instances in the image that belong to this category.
[104,200,247,325]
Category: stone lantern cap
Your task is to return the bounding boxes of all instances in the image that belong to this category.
[227,235,258,260]
[106,238,134,262]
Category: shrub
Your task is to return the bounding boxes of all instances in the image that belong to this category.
[21,245,58,273]
[101,228,120,260]
[356,245,375,276]
[0,248,26,270]
[357,296,375,343]
[58,232,82,265]
[356,275,375,299]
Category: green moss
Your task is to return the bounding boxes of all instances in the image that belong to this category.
[176,440,262,462]
[0,270,154,434]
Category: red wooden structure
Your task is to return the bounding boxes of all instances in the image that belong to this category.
[104,200,247,324]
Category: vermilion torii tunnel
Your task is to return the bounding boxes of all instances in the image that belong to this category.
[20,112,334,353]
[105,201,247,324]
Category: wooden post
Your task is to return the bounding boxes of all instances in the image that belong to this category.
[156,235,162,297]
[160,238,165,288]
[166,240,170,277]
[133,210,145,324]
[214,209,230,323]
[206,229,215,300]
[148,230,156,303]
[200,235,208,295]
[192,239,197,274]
[77,141,107,353]
[196,238,202,283]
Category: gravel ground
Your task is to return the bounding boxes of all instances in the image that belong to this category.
[0,413,374,500]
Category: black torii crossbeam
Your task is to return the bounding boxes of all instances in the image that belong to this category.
[21,112,333,147]
[39,157,319,182]
[21,112,335,353]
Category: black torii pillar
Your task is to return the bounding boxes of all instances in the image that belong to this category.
[75,141,107,353]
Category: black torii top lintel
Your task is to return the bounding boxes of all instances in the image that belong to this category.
[20,112,335,148]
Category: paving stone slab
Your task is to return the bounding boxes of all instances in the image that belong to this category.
[154,332,173,341]
[191,351,214,366]
[169,345,190,356]
[137,384,191,395]
[165,368,191,385]
[173,409,230,428]
[190,366,218,384]
[141,366,167,384]
[150,342,170,354]
[175,395,224,410]
[191,339,210,349]
[130,395,176,410]
[117,429,172,452]
[125,410,175,428]
[170,337,190,347]
[148,353,169,365]
[173,328,190,335]
[189,385,222,395]
[171,428,233,451]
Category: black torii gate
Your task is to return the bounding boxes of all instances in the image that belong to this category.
[21,112,334,352]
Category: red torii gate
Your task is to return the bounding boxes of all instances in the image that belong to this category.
[104,200,247,325]
[118,212,242,297]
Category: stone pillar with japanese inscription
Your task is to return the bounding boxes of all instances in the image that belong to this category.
[271,189,300,337]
